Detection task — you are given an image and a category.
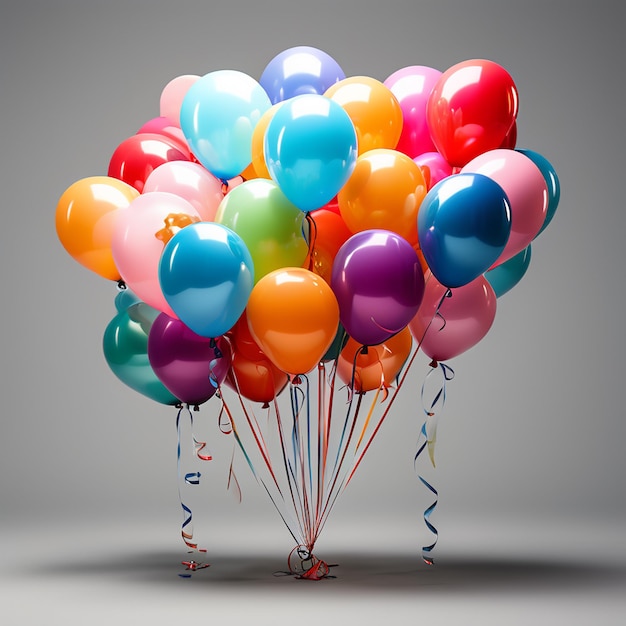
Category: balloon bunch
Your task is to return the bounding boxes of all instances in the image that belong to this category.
[56,46,560,577]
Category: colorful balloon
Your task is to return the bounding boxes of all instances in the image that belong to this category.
[143,161,227,222]
[148,313,231,406]
[331,229,425,346]
[264,94,358,212]
[259,45,345,104]
[225,312,289,404]
[246,267,340,376]
[384,65,442,158]
[337,148,427,244]
[56,176,139,281]
[337,327,412,393]
[159,74,200,125]
[324,76,403,154]
[250,103,283,179]
[159,222,254,338]
[103,306,178,406]
[517,149,560,237]
[485,245,532,298]
[409,274,497,361]
[108,133,190,193]
[461,149,548,266]
[308,204,353,283]
[111,191,202,317]
[214,179,309,284]
[179,70,271,180]
[426,59,519,167]
[417,173,512,288]
[136,117,191,156]
[413,151,453,190]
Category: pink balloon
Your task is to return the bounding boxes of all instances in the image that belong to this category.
[409,274,497,362]
[143,161,226,222]
[413,151,453,190]
[461,149,548,267]
[159,74,200,126]
[137,117,191,156]
[111,191,201,317]
[384,66,442,158]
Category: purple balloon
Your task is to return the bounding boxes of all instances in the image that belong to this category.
[259,46,345,104]
[148,313,232,406]
[330,230,425,346]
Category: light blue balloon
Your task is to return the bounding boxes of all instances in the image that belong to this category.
[517,149,560,237]
[179,70,271,180]
[158,222,254,338]
[485,245,532,298]
[418,173,512,288]
[264,94,358,212]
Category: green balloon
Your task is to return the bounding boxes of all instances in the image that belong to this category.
[215,178,309,284]
[103,308,178,406]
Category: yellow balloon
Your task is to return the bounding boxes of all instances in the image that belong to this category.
[325,76,403,154]
[251,102,284,180]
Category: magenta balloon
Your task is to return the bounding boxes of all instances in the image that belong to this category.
[413,151,453,190]
[330,229,425,346]
[409,274,497,361]
[148,313,232,406]
[384,66,442,158]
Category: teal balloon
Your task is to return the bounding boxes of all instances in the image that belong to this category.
[179,70,271,180]
[485,245,532,298]
[103,308,178,406]
[114,288,141,312]
[158,222,254,338]
[517,149,560,237]
[418,173,512,288]
[264,94,358,212]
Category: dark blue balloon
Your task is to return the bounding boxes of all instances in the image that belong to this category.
[485,244,532,298]
[259,46,345,104]
[517,149,560,237]
[159,222,254,338]
[418,173,512,288]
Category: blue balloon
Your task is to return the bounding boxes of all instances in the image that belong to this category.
[179,70,271,180]
[485,245,532,298]
[259,46,345,104]
[418,173,512,288]
[517,149,560,237]
[159,222,254,338]
[264,94,358,212]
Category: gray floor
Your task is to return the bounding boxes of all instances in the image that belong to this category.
[3,515,625,625]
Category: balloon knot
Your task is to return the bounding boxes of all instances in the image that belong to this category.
[117,279,127,291]
[429,359,438,368]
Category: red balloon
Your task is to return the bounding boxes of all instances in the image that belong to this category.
[108,133,190,193]
[426,59,519,168]
[308,204,352,283]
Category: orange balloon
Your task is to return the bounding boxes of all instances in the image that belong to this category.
[56,176,139,280]
[336,327,412,392]
[337,148,427,245]
[325,76,403,154]
[251,103,283,180]
[246,267,340,376]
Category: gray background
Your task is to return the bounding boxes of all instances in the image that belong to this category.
[1,0,625,623]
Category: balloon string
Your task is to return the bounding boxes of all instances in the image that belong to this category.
[344,286,452,487]
[304,212,318,273]
[414,361,455,564]
[175,404,211,577]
